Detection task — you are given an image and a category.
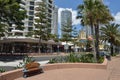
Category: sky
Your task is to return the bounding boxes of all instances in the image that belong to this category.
[54,0,120,36]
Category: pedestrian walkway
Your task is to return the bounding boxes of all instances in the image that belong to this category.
[107,55,120,80]
[1,54,120,80]
[15,55,120,80]
[15,68,108,80]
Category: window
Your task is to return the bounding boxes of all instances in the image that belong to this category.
[30,1,34,5]
[29,6,34,10]
[29,11,34,15]
[28,27,33,31]
[49,0,52,4]
[48,9,52,13]
[29,16,34,20]
[8,28,12,32]
[28,22,33,26]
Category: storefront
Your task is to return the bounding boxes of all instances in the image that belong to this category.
[0,37,61,54]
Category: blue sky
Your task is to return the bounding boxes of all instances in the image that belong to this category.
[54,0,120,35]
[54,0,83,10]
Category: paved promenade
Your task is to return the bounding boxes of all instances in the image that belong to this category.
[107,56,120,80]
[15,55,120,80]
[16,68,108,80]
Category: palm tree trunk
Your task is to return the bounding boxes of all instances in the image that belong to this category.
[90,18,96,58]
[110,43,114,56]
[95,22,99,60]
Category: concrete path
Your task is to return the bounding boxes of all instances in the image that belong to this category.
[107,56,120,80]
[15,55,120,80]
[15,68,108,80]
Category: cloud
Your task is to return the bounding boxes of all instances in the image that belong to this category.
[113,12,120,24]
[58,8,80,26]
[72,10,80,25]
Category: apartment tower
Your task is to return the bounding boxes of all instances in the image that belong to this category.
[10,0,55,37]
[61,10,72,37]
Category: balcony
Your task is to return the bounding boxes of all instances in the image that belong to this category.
[48,0,53,4]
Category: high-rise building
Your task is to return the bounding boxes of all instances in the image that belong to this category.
[61,10,72,37]
[34,0,54,35]
[51,6,58,36]
[24,0,35,36]
[10,0,55,37]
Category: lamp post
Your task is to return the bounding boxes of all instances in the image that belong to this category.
[57,45,59,54]
[64,42,68,53]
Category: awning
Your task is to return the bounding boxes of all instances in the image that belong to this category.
[0,37,61,45]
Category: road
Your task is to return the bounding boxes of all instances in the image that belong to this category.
[33,55,59,61]
[0,55,59,71]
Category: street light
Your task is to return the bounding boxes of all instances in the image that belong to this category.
[64,43,68,53]
[57,45,59,54]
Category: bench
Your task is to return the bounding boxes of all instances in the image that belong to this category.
[23,62,44,78]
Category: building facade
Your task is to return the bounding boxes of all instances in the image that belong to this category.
[61,10,72,37]
[10,0,55,37]
[0,0,61,54]
[51,6,58,36]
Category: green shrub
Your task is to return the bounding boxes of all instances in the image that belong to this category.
[14,62,23,69]
[49,56,68,63]
[49,53,96,63]
[97,56,104,63]
[15,56,35,69]
[66,53,81,62]
[0,68,6,73]
[80,54,96,63]
[23,56,35,65]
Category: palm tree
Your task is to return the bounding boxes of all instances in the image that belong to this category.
[77,0,95,37]
[77,0,113,59]
[93,1,113,59]
[77,0,97,57]
[100,23,120,56]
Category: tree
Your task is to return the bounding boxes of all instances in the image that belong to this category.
[61,18,73,52]
[61,19,73,42]
[92,1,113,59]
[100,23,120,56]
[0,23,8,38]
[71,26,79,51]
[48,34,59,42]
[77,0,113,60]
[77,0,98,57]
[0,0,26,36]
[34,0,51,53]
[86,39,92,52]
[0,0,27,37]
[77,0,95,39]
